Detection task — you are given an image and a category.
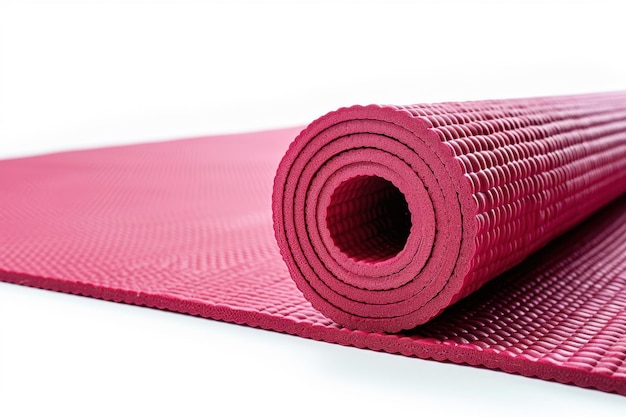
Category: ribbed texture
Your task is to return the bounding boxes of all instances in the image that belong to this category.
[415,95,626,297]
[273,92,626,332]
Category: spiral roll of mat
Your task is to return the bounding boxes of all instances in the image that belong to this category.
[273,93,626,332]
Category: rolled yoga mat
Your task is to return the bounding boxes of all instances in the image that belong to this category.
[1,92,626,394]
[273,93,626,333]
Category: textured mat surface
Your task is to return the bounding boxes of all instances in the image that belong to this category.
[1,93,626,394]
[274,93,626,333]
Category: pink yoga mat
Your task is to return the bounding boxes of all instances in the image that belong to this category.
[1,92,626,394]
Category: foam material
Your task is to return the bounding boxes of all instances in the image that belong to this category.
[273,93,626,333]
[1,93,626,395]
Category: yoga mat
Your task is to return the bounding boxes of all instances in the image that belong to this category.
[273,93,626,333]
[1,92,626,394]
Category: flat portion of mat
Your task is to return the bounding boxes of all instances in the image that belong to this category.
[1,127,625,394]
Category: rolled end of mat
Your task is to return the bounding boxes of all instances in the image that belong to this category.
[272,105,478,332]
[274,96,626,333]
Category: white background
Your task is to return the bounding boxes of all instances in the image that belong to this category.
[1,0,626,415]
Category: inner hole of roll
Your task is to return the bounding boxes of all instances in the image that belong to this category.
[326,175,411,264]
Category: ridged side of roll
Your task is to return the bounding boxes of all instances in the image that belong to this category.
[273,93,626,332]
